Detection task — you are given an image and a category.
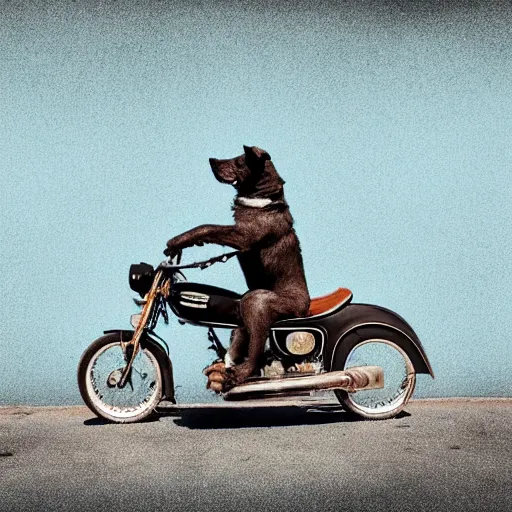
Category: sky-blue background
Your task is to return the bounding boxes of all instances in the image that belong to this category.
[1,0,511,405]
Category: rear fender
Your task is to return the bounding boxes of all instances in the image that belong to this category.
[103,330,176,403]
[323,304,434,377]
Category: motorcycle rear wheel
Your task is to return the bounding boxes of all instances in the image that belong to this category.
[78,333,163,423]
[333,330,416,420]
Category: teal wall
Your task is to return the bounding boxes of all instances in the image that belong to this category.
[1,1,511,404]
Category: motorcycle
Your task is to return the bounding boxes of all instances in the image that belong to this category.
[77,249,434,423]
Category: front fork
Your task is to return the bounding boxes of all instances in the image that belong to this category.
[118,270,166,388]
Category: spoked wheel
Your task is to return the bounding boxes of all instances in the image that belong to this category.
[78,333,163,423]
[333,330,416,420]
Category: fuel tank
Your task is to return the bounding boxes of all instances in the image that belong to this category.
[167,282,242,327]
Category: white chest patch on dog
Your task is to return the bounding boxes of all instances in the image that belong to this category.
[236,197,273,208]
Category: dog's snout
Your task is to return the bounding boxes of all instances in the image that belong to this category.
[209,158,217,167]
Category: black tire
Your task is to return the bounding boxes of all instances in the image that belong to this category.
[78,333,163,423]
[331,326,416,420]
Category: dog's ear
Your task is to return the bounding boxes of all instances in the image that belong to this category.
[243,145,271,162]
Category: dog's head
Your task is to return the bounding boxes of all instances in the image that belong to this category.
[209,146,285,198]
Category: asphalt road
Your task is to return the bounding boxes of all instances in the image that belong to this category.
[1,398,511,512]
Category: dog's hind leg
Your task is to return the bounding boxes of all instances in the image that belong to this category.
[221,290,309,389]
[226,290,286,384]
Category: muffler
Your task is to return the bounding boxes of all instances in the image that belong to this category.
[223,365,384,400]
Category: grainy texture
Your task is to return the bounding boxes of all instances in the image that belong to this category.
[2,0,512,405]
[0,399,511,512]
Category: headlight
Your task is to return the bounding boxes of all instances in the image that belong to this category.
[129,262,155,297]
[130,313,142,329]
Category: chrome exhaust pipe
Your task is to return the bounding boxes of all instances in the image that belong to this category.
[223,366,384,400]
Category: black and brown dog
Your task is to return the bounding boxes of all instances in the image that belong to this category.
[165,145,310,391]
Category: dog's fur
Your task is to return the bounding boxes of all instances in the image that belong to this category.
[166,145,310,390]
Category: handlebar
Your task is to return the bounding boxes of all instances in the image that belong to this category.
[158,248,239,271]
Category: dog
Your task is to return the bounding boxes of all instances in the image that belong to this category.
[165,145,310,391]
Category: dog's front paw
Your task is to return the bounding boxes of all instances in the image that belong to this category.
[164,237,184,257]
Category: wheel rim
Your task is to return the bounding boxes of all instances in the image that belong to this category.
[343,339,415,416]
[85,342,162,420]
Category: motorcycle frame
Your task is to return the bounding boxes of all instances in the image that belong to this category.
[115,252,434,394]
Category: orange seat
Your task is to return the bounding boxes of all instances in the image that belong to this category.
[308,287,352,316]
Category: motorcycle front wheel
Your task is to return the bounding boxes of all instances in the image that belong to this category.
[78,333,163,423]
[332,328,416,420]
